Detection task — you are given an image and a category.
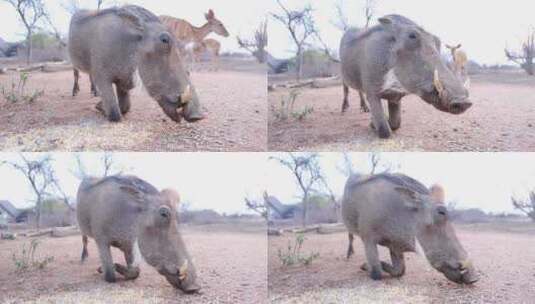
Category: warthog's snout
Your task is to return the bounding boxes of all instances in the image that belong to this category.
[157,85,205,123]
[439,260,478,285]
[448,100,472,115]
[158,261,201,293]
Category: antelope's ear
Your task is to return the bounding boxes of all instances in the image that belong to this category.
[161,188,180,205]
[205,9,214,20]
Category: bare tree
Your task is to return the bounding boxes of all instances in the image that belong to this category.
[1,154,58,229]
[270,153,328,227]
[237,20,268,63]
[505,30,535,76]
[511,190,535,221]
[244,194,268,220]
[331,0,349,32]
[3,0,48,65]
[61,0,81,15]
[336,152,355,177]
[271,0,316,81]
[364,0,377,29]
[71,152,124,180]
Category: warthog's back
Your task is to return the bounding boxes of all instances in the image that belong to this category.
[76,175,159,238]
[342,173,430,235]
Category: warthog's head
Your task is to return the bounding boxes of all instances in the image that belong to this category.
[379,15,472,115]
[137,20,204,123]
[136,188,201,293]
[395,186,478,284]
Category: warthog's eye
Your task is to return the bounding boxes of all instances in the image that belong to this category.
[159,33,171,44]
[159,206,171,218]
[409,32,418,40]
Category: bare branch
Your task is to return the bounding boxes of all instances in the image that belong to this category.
[505,29,535,75]
[237,20,268,63]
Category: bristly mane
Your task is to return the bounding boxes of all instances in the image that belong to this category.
[81,175,159,195]
[347,173,430,195]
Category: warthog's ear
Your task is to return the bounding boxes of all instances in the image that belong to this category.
[378,16,393,26]
[120,185,144,202]
[161,188,180,205]
[116,9,144,32]
[394,187,423,210]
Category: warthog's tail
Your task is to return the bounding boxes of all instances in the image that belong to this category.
[81,235,89,263]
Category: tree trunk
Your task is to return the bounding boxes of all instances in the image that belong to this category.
[26,31,32,66]
[35,195,42,230]
[301,193,308,227]
[296,47,303,81]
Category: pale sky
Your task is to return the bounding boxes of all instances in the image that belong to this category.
[267,152,535,214]
[0,0,268,53]
[2,153,535,214]
[0,153,268,214]
[267,0,535,65]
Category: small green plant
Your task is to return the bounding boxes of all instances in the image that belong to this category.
[1,72,44,103]
[274,89,314,122]
[277,233,319,267]
[12,239,54,272]
[292,105,314,121]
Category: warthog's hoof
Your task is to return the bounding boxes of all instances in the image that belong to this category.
[377,125,392,139]
[370,267,383,280]
[108,108,122,122]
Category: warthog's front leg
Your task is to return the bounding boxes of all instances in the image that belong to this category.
[93,77,121,122]
[363,240,382,280]
[116,86,132,115]
[96,241,116,283]
[358,91,369,113]
[387,97,402,131]
[116,246,140,280]
[381,250,406,277]
[367,95,392,139]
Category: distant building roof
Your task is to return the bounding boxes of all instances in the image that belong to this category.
[0,200,20,219]
[264,195,301,219]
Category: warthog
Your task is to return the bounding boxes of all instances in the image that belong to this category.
[341,173,477,284]
[68,5,204,123]
[340,14,472,138]
[77,175,200,293]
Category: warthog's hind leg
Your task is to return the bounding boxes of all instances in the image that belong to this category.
[81,235,89,263]
[341,83,349,113]
[346,233,354,259]
[90,74,98,97]
[72,69,80,97]
[96,241,116,283]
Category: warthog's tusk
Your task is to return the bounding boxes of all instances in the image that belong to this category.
[178,260,188,281]
[463,77,471,90]
[180,85,192,104]
[460,260,471,270]
[433,69,445,96]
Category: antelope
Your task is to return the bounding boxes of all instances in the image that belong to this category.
[160,10,229,49]
[446,44,470,89]
[190,38,221,70]
[446,44,468,74]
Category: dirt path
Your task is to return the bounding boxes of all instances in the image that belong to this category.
[268,71,535,152]
[0,226,267,304]
[268,226,535,303]
[0,60,266,151]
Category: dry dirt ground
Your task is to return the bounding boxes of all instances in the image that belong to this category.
[268,222,535,303]
[268,70,535,151]
[0,222,267,304]
[0,58,266,151]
